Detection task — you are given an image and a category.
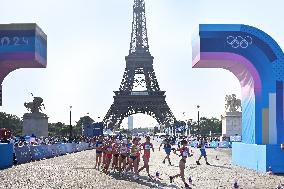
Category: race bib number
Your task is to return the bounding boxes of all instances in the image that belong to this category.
[145,144,151,150]
[182,151,188,157]
[120,147,127,153]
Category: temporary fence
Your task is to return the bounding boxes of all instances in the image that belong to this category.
[0,143,13,169]
[189,141,232,148]
[15,142,91,164]
[154,137,232,148]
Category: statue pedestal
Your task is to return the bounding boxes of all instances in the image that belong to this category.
[22,113,48,137]
[221,111,242,137]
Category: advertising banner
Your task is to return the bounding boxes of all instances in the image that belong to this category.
[219,141,230,148]
[210,141,219,148]
[0,143,13,168]
[230,136,242,142]
[14,146,31,164]
[30,145,46,161]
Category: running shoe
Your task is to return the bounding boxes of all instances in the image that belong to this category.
[133,174,139,180]
[122,170,127,176]
[206,162,210,165]
[169,161,172,166]
[185,183,192,189]
[162,160,165,164]
[169,176,173,183]
[196,161,201,165]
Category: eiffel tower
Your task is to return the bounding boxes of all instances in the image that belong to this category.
[103,0,176,130]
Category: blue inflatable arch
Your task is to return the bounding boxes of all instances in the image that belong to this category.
[192,24,284,173]
[192,24,284,145]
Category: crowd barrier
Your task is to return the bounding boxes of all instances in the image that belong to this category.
[153,137,232,148]
[189,141,232,148]
[14,142,91,165]
[0,143,13,169]
[230,136,242,142]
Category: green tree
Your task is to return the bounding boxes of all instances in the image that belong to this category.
[174,120,186,135]
[199,117,222,135]
[0,112,22,135]
[48,122,69,136]
[188,121,198,134]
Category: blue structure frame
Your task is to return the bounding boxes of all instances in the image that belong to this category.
[192,24,284,173]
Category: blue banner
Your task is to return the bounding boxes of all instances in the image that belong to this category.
[0,24,47,65]
[57,143,67,155]
[10,143,91,167]
[14,146,31,164]
[93,122,103,136]
[0,143,13,168]
[72,143,78,152]
[190,141,199,148]
[65,143,73,153]
[230,136,242,142]
[210,141,218,148]
[188,141,231,148]
[218,141,230,148]
[40,145,51,158]
[30,145,46,161]
[49,144,60,157]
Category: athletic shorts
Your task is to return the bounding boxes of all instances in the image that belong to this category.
[143,154,150,160]
[120,154,127,160]
[200,149,206,157]
[179,159,186,168]
[113,154,119,158]
[130,155,137,161]
[180,158,186,164]
[106,154,112,159]
[164,148,171,155]
[96,151,102,154]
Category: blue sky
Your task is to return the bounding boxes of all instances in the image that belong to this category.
[0,0,283,128]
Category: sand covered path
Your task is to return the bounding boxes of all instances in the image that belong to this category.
[0,141,283,189]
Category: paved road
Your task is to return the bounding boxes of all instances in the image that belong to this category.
[0,141,283,188]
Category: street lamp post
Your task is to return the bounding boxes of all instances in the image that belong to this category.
[188,119,192,136]
[69,106,72,141]
[197,105,200,134]
[182,112,186,136]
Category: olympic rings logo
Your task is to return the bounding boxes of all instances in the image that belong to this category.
[226,35,253,49]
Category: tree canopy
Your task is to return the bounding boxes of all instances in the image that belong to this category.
[189,117,222,135]
[0,112,22,135]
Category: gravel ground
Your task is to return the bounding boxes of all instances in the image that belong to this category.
[0,141,284,189]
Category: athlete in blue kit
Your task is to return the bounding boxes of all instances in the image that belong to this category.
[196,143,210,165]
[159,135,172,165]
[95,136,104,170]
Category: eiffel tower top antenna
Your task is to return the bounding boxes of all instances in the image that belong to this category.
[129,0,150,56]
